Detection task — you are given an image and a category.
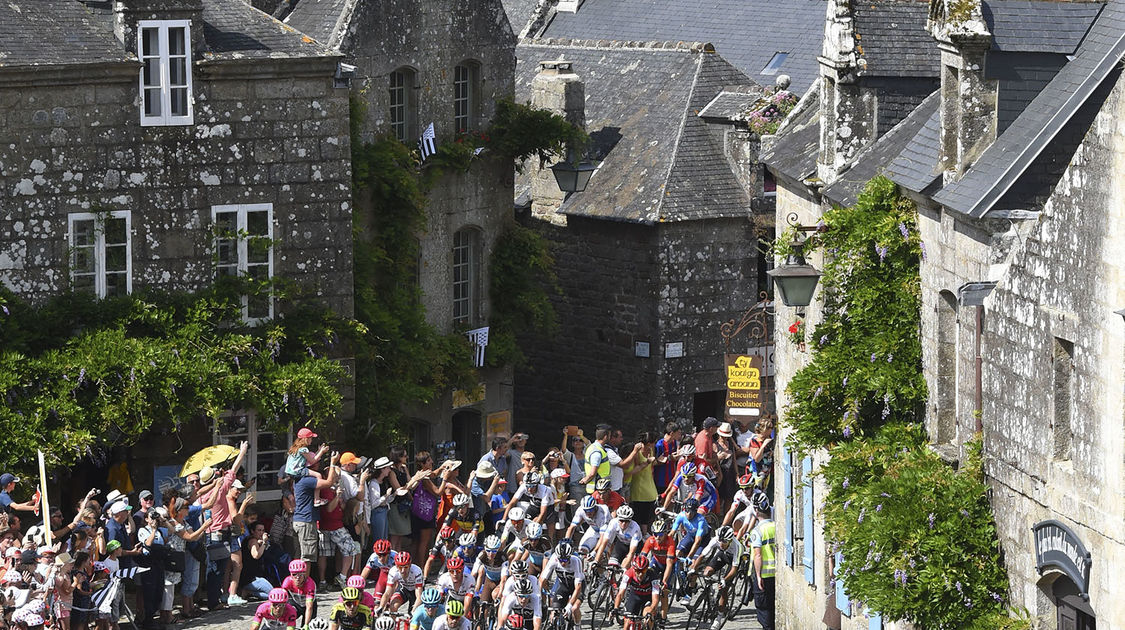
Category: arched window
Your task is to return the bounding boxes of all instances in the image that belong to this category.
[453,60,481,133]
[452,227,482,326]
[389,67,418,141]
[935,290,958,442]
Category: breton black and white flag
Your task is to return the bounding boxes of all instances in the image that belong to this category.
[419,123,437,160]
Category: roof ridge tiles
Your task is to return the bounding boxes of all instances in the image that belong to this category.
[527,37,715,53]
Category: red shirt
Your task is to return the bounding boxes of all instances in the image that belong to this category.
[693,430,714,464]
[595,490,625,512]
[642,535,676,566]
[319,488,345,531]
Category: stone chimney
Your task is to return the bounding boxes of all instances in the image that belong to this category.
[114,0,206,58]
[929,0,997,176]
[816,0,878,182]
[529,58,586,225]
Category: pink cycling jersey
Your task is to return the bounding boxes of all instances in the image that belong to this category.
[252,602,298,629]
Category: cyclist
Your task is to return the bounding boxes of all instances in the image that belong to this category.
[471,535,505,607]
[592,504,642,569]
[281,559,317,628]
[251,587,298,630]
[499,560,540,604]
[437,557,474,606]
[661,463,717,514]
[688,526,742,616]
[515,521,551,575]
[381,551,425,613]
[538,540,584,626]
[444,494,484,538]
[501,504,531,549]
[504,613,527,630]
[424,526,460,578]
[455,532,480,566]
[640,518,676,623]
[361,539,397,600]
[341,575,377,609]
[722,474,762,534]
[410,588,444,630]
[376,617,399,630]
[612,555,661,630]
[329,586,374,630]
[671,498,710,559]
[505,472,557,535]
[497,576,542,630]
[433,599,471,630]
[565,495,610,554]
[592,478,625,514]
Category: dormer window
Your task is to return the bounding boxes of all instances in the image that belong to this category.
[138,20,193,126]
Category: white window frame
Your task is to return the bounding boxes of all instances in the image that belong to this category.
[67,211,132,298]
[389,67,417,142]
[138,19,194,127]
[453,62,480,133]
[211,203,274,323]
[453,227,481,326]
[212,412,292,503]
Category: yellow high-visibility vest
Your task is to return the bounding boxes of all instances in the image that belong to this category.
[584,441,611,493]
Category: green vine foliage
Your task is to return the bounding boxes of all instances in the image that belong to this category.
[0,284,352,477]
[487,224,560,367]
[820,425,1011,629]
[783,176,927,452]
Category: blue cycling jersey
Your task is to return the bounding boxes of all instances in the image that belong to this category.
[671,512,709,539]
[411,604,439,630]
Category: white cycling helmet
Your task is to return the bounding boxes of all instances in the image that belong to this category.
[509,507,526,521]
[453,493,471,508]
[525,521,544,539]
[616,505,634,521]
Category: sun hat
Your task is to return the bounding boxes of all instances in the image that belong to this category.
[198,466,216,484]
[54,552,74,566]
[718,422,733,437]
[372,457,392,470]
[475,461,497,478]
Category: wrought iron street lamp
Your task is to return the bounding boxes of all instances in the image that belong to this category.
[768,235,821,308]
[550,152,596,193]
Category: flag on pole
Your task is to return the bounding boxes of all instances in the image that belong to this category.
[37,450,49,544]
[419,122,437,160]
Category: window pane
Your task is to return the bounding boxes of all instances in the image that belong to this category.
[105,244,128,273]
[168,27,186,57]
[142,58,161,89]
[105,218,127,245]
[144,87,162,117]
[246,211,268,237]
[72,272,96,294]
[72,220,95,248]
[170,87,188,117]
[105,272,127,297]
[141,28,159,57]
[169,58,187,87]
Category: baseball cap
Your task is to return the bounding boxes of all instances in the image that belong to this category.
[0,473,18,486]
[106,540,122,553]
[139,490,153,501]
[231,479,245,490]
[109,502,132,515]
[340,452,362,466]
[297,427,318,439]
[703,417,721,429]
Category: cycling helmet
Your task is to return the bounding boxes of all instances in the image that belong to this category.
[683,498,701,513]
[268,588,289,603]
[616,505,634,521]
[513,577,534,596]
[738,473,754,488]
[421,587,443,606]
[525,522,544,539]
[581,496,597,511]
[650,518,669,535]
[453,493,471,508]
[509,560,529,576]
[752,492,771,514]
[555,541,574,559]
[341,587,361,602]
[375,617,397,630]
[595,478,611,492]
[525,472,542,487]
[680,462,698,477]
[308,619,331,630]
[717,526,736,543]
[288,559,308,574]
[484,535,502,552]
[395,552,412,567]
[440,525,457,540]
[631,555,649,572]
[682,444,696,457]
[373,539,391,554]
[507,614,526,629]
[447,556,465,572]
[509,507,526,521]
[347,575,366,589]
[459,532,477,547]
[446,600,465,618]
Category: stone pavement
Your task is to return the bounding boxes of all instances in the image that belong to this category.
[172,588,766,630]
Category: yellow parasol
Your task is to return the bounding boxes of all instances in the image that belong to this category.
[179,444,239,477]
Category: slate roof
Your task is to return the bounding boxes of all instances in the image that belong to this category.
[517,41,753,224]
[983,0,1104,54]
[283,0,357,48]
[933,0,1125,217]
[534,0,825,92]
[760,86,821,185]
[0,0,130,67]
[853,1,940,78]
[824,90,940,207]
[203,0,336,59]
[699,89,764,123]
[502,0,541,36]
[885,102,942,194]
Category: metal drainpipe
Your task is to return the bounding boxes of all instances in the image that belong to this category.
[974,305,983,433]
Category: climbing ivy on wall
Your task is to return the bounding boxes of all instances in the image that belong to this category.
[348,97,578,448]
[781,176,1024,629]
[0,282,352,477]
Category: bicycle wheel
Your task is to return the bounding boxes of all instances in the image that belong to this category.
[587,582,611,630]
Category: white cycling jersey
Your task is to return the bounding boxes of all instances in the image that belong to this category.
[601,517,642,547]
[540,554,584,585]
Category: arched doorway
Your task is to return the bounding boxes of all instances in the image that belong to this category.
[452,409,483,471]
[1033,520,1095,630]
[1043,574,1096,630]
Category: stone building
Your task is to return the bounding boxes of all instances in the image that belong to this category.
[0,0,353,501]
[282,0,517,464]
[765,0,1125,627]
[508,0,825,444]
